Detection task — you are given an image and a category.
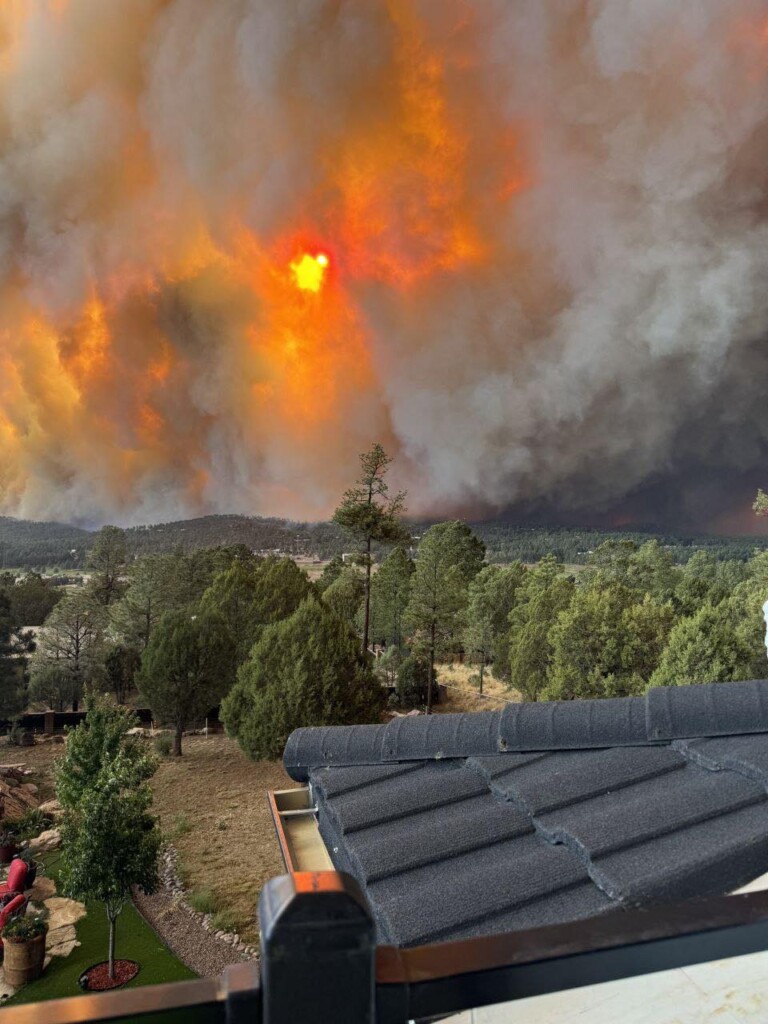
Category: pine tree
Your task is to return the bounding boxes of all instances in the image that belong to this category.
[222,599,384,761]
[368,547,414,649]
[333,444,409,655]
[463,563,525,692]
[404,521,485,712]
[87,526,128,606]
[507,555,574,702]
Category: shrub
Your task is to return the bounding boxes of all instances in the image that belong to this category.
[154,733,173,757]
[12,808,54,842]
[211,908,238,933]
[3,913,48,942]
[188,888,218,915]
[396,656,438,708]
[170,813,191,838]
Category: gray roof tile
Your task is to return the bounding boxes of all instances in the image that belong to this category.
[291,681,768,947]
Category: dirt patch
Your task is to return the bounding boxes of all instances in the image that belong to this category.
[150,735,295,947]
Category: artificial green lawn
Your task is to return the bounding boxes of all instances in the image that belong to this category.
[6,852,196,1007]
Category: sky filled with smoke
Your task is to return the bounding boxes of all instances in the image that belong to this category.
[0,0,767,531]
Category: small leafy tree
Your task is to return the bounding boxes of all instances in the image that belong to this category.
[333,444,409,655]
[59,755,159,979]
[139,607,237,755]
[222,599,385,761]
[316,556,344,594]
[56,695,156,812]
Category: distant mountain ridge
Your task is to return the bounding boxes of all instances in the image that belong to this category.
[1,513,766,570]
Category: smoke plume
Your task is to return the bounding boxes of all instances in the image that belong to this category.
[1,1,767,529]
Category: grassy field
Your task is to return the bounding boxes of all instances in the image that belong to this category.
[6,852,195,1007]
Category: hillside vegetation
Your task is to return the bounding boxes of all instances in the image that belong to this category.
[2,513,767,570]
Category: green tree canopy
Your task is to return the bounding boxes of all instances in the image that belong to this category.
[464,563,526,692]
[323,566,365,625]
[648,601,755,690]
[222,599,384,761]
[368,546,414,649]
[30,590,107,709]
[507,555,574,702]
[404,521,485,712]
[546,583,674,700]
[0,590,26,720]
[333,444,409,654]
[60,766,160,979]
[316,556,344,594]
[139,607,237,755]
[55,695,156,811]
[6,572,62,626]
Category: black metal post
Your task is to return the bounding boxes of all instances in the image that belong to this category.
[259,871,376,1024]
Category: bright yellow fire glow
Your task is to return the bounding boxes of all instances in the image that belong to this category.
[290,251,330,292]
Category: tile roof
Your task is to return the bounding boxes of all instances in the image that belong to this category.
[283,681,768,947]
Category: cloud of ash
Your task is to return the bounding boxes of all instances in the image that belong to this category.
[0,0,767,529]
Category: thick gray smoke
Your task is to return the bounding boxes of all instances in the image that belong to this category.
[0,1,767,530]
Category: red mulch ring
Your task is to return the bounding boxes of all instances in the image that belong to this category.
[79,960,140,991]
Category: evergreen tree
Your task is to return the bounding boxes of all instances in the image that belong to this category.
[463,563,526,692]
[103,644,141,705]
[396,655,436,708]
[7,572,62,626]
[222,599,384,761]
[200,560,264,663]
[316,556,344,593]
[30,591,107,709]
[323,566,365,626]
[0,591,25,721]
[546,583,674,700]
[110,555,180,651]
[333,444,409,655]
[405,521,485,712]
[368,547,414,649]
[507,555,574,701]
[139,607,236,755]
[648,601,755,690]
[87,526,128,607]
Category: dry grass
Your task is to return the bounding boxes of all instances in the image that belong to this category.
[151,735,295,945]
[434,661,519,714]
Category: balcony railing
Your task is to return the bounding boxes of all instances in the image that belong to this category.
[2,874,768,1023]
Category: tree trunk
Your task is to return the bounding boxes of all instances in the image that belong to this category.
[174,723,183,756]
[479,656,484,696]
[362,536,372,657]
[108,912,116,979]
[427,624,436,715]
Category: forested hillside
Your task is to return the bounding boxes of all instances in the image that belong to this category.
[0,516,91,569]
[1,513,767,570]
